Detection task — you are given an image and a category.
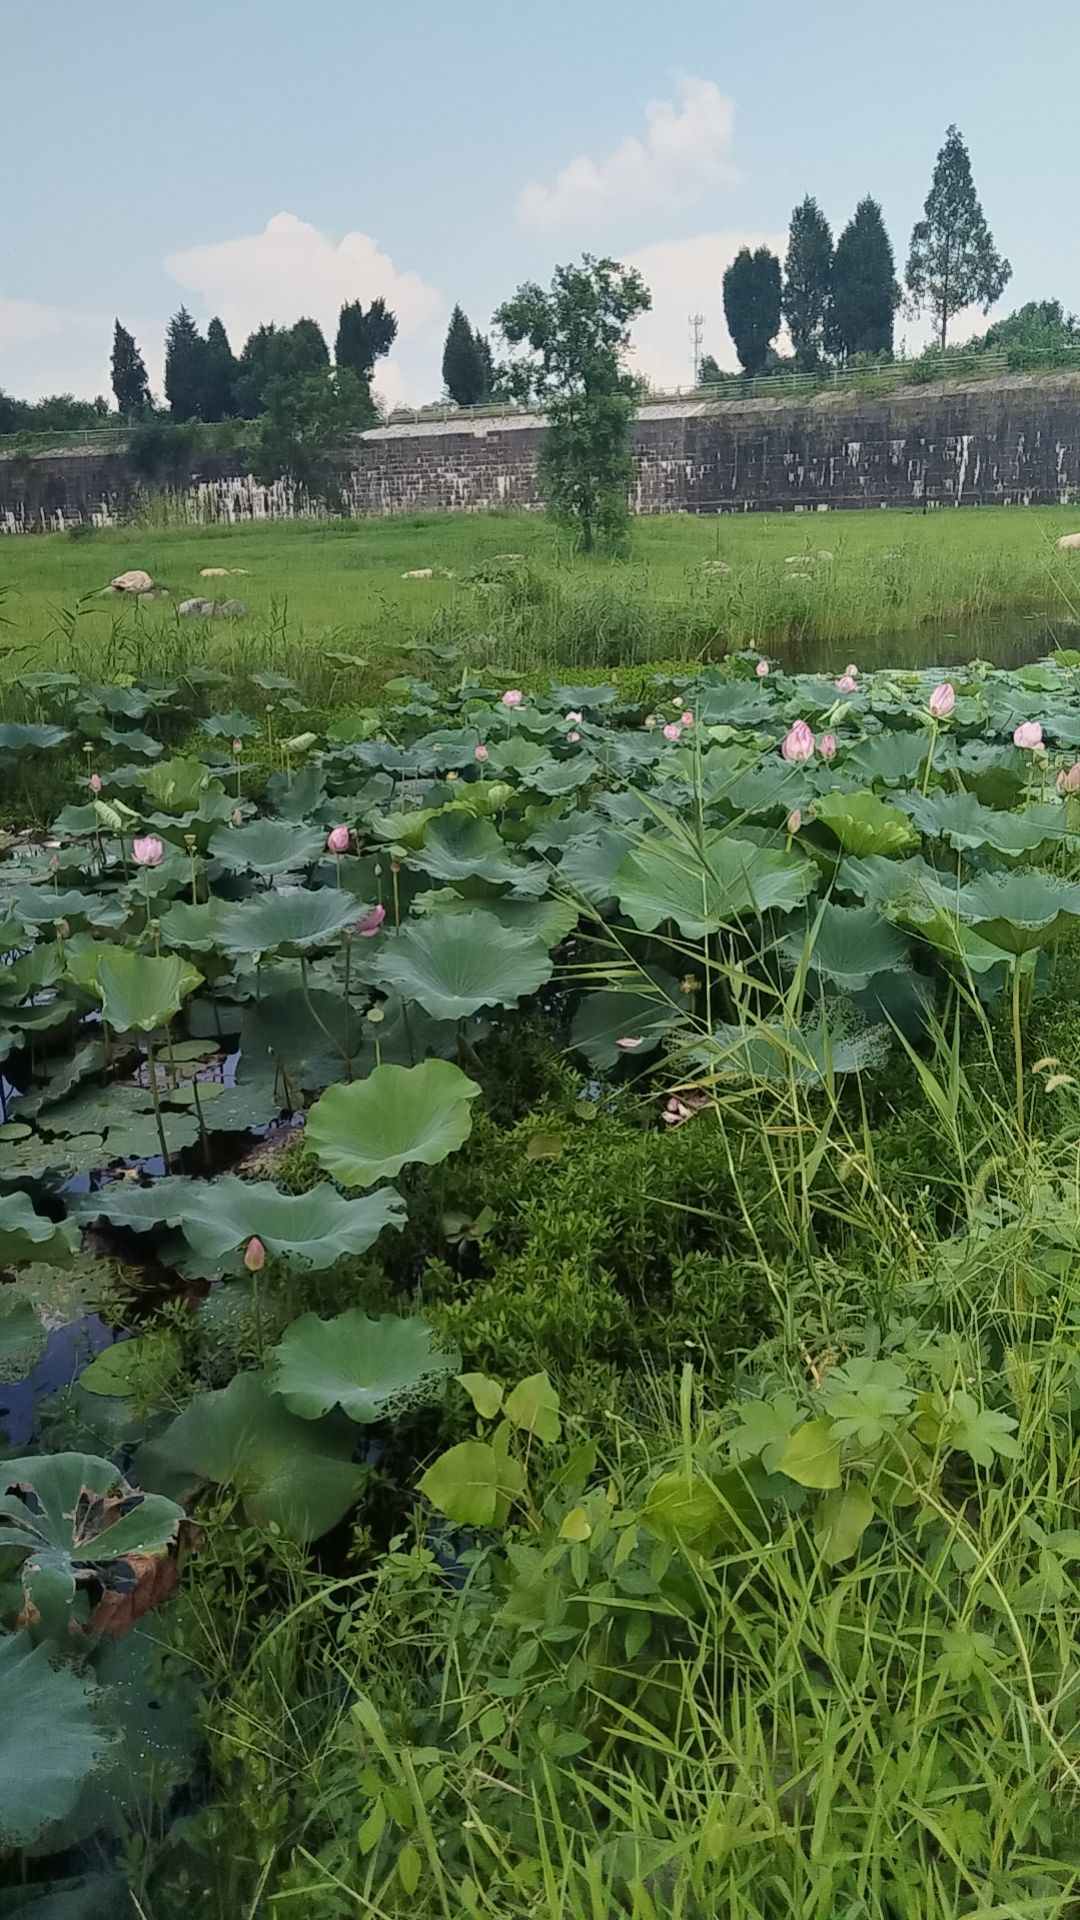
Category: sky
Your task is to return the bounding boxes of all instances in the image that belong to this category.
[3,0,1078,410]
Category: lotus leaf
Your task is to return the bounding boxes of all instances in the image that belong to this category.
[270,1310,458,1422]
[0,723,70,753]
[376,913,554,1019]
[218,887,361,956]
[813,790,919,857]
[558,827,633,905]
[615,831,816,937]
[0,1453,182,1636]
[0,1194,79,1268]
[571,977,687,1069]
[208,817,326,876]
[780,905,912,991]
[65,946,202,1032]
[306,1058,481,1187]
[411,813,547,895]
[0,1635,113,1848]
[179,1177,406,1270]
[955,870,1080,953]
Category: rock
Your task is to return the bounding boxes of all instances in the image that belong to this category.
[401,568,434,579]
[700,560,731,574]
[1057,533,1080,551]
[137,589,170,603]
[490,552,524,561]
[218,599,247,618]
[178,597,216,617]
[200,567,231,577]
[110,569,154,594]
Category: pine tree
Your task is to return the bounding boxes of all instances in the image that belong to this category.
[164,307,208,420]
[783,198,833,365]
[442,305,491,406]
[200,317,238,420]
[235,319,330,416]
[906,125,1011,349]
[722,247,782,375]
[110,320,151,417]
[830,198,899,358]
[335,298,397,381]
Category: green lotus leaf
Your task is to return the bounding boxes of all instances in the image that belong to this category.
[134,1372,366,1542]
[269,1310,458,1423]
[79,1329,182,1400]
[843,733,930,788]
[411,813,547,896]
[571,975,688,1070]
[836,853,963,910]
[780,905,912,991]
[905,791,1069,858]
[7,888,125,933]
[414,890,580,947]
[0,722,70,753]
[99,726,162,759]
[9,1040,107,1120]
[218,887,361,956]
[0,1453,182,1637]
[208,818,326,876]
[157,897,233,952]
[65,945,202,1032]
[485,736,548,775]
[138,756,220,813]
[813,790,919,857]
[954,870,1080,954]
[689,1007,889,1085]
[0,1294,46,1384]
[306,1059,481,1187]
[73,1175,199,1234]
[0,1635,113,1849]
[376,913,554,1019]
[366,807,439,850]
[718,762,814,819]
[558,827,632,905]
[525,756,598,798]
[615,831,816,937]
[0,1193,79,1268]
[178,1177,406,1271]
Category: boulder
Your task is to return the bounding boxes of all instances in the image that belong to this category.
[700,559,731,574]
[1057,533,1080,551]
[200,567,231,577]
[110,569,154,594]
[401,568,434,579]
[218,599,247,618]
[178,597,216,617]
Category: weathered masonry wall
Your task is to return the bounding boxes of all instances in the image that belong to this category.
[3,374,1079,533]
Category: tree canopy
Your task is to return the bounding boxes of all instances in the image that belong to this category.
[335,298,397,383]
[164,307,207,421]
[110,321,151,417]
[830,198,898,358]
[200,317,238,420]
[442,306,494,407]
[783,199,833,366]
[722,247,782,375]
[906,125,1011,349]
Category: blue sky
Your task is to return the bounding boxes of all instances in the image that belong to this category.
[4,0,1076,405]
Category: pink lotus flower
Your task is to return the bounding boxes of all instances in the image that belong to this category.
[819,732,837,761]
[89,771,102,793]
[786,808,802,835]
[781,720,815,763]
[663,722,682,743]
[231,808,244,826]
[565,710,583,725]
[326,824,350,854]
[244,1235,265,1272]
[501,689,523,708]
[132,835,164,867]
[232,737,244,755]
[755,659,770,677]
[835,675,858,694]
[1058,760,1080,794]
[355,904,386,937]
[474,744,489,762]
[681,711,694,726]
[928,682,956,720]
[1013,721,1044,749]
[567,730,581,743]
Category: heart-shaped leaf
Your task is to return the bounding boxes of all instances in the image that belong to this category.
[376,913,554,1020]
[269,1311,458,1423]
[615,832,816,937]
[306,1059,480,1187]
[66,946,202,1032]
[179,1178,406,1271]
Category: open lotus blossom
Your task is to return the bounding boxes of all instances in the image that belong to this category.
[819,732,837,761]
[355,903,386,937]
[615,1036,644,1050]
[88,772,102,792]
[781,720,815,763]
[681,711,694,726]
[1013,721,1044,749]
[326,824,350,854]
[132,835,164,867]
[835,674,858,693]
[567,730,581,743]
[244,1236,265,1273]
[1058,761,1080,794]
[501,688,523,708]
[474,744,489,762]
[565,710,583,725]
[663,722,682,743]
[671,697,683,708]
[786,808,802,835]
[755,659,770,677]
[928,682,956,719]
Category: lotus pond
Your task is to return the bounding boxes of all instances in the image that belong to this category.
[6,650,1080,1915]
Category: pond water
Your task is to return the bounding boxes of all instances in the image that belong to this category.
[779,613,1080,676]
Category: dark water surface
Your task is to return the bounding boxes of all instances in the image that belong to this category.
[778,612,1080,676]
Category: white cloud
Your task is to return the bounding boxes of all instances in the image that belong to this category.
[517,77,738,234]
[627,230,787,390]
[164,212,443,401]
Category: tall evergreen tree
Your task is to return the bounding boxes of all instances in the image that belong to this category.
[722,247,782,375]
[235,319,330,416]
[442,305,491,405]
[164,307,208,420]
[906,125,1011,349]
[830,198,899,358]
[783,198,833,365]
[475,327,494,400]
[335,297,397,381]
[200,316,238,420]
[110,320,151,417]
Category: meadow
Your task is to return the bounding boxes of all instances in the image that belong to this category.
[3,503,1080,686]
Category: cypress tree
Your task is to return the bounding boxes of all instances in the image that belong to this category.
[782,198,833,364]
[164,307,208,420]
[830,199,899,358]
[442,305,491,406]
[200,316,238,420]
[722,248,782,375]
[110,320,151,417]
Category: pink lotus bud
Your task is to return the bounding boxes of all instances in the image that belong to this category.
[565,710,583,725]
[1059,760,1080,794]
[755,659,770,678]
[643,714,658,730]
[663,722,682,743]
[845,664,858,679]
[355,903,386,936]
[615,1036,644,1050]
[1013,721,1044,750]
[474,744,489,762]
[835,675,858,694]
[501,689,523,708]
[681,711,694,726]
[326,824,350,854]
[567,730,581,743]
[819,732,837,761]
[244,1235,265,1272]
[929,682,956,720]
[89,772,102,793]
[231,808,244,826]
[671,697,683,708]
[781,720,815,763]
[786,808,802,835]
[55,919,70,939]
[232,737,243,755]
[132,835,164,867]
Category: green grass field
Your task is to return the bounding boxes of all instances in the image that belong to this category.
[3,504,1080,690]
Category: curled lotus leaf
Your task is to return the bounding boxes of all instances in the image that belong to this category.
[306,1059,481,1188]
[615,831,816,938]
[218,887,362,956]
[375,912,554,1020]
[208,817,326,877]
[269,1310,459,1423]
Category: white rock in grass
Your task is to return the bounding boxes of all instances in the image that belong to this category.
[110,568,154,593]
[1057,533,1080,551]
[401,567,434,579]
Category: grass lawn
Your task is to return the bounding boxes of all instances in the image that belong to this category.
[3,504,1080,686]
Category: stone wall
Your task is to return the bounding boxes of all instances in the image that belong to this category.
[3,373,1079,534]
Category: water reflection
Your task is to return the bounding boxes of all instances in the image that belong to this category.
[777,614,1080,676]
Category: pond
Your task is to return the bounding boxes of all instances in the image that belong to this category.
[780,612,1080,675]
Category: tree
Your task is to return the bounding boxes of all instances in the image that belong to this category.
[442,305,492,406]
[698,353,723,386]
[783,199,833,365]
[200,317,238,420]
[235,319,330,416]
[830,198,899,358]
[163,307,208,421]
[722,247,782,375]
[110,320,151,417]
[249,367,374,504]
[335,297,397,383]
[906,126,1011,349]
[494,254,651,551]
[982,300,1080,358]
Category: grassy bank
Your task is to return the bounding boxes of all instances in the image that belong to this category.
[3,506,1080,689]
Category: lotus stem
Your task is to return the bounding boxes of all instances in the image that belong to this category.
[1011,959,1026,1145]
[144,1036,172,1173]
